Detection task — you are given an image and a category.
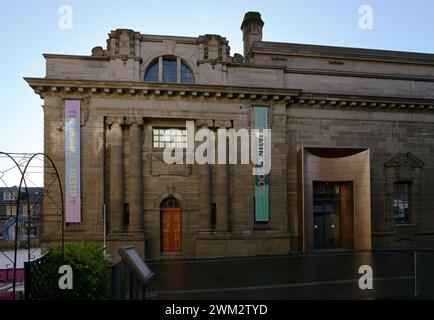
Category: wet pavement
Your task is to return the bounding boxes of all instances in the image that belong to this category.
[146,251,424,300]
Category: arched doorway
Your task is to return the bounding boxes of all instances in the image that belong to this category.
[160,197,182,253]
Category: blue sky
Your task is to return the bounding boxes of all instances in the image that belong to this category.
[1,0,434,186]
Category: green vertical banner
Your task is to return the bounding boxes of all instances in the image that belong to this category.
[253,105,269,222]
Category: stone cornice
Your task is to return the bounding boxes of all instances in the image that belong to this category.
[25,78,434,112]
[282,67,434,83]
[249,42,434,66]
[43,53,110,61]
[228,63,434,82]
[140,34,198,44]
[24,77,300,102]
[291,93,434,112]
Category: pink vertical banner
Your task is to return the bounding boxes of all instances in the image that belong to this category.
[65,100,81,223]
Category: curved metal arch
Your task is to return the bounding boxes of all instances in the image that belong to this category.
[0,151,31,300]
[12,152,64,299]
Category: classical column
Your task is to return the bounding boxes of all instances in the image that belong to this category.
[196,119,214,232]
[108,117,124,232]
[215,120,232,232]
[126,117,143,233]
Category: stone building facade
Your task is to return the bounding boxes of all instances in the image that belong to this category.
[26,12,434,260]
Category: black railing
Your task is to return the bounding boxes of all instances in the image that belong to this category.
[24,254,46,300]
[116,246,154,300]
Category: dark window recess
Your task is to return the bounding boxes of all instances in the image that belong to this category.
[211,203,216,230]
[255,221,269,225]
[393,182,411,225]
[160,197,180,208]
[123,203,130,227]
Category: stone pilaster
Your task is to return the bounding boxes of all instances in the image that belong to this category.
[107,117,124,232]
[196,119,214,233]
[126,117,144,233]
[215,120,232,233]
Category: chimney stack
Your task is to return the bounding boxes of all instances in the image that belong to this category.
[241,11,264,58]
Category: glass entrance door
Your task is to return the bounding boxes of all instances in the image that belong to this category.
[313,182,342,249]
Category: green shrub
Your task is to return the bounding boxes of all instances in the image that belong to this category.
[38,243,110,300]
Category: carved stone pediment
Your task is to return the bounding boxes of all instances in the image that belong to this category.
[384,152,425,168]
[385,152,424,189]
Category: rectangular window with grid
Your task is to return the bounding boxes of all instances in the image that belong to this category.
[393,182,411,225]
[153,128,187,149]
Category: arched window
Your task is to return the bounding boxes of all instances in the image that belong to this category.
[144,56,195,84]
[181,63,194,84]
[144,59,159,82]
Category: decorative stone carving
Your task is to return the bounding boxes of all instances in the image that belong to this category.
[197,34,230,63]
[232,53,244,63]
[124,117,143,126]
[55,96,90,131]
[106,116,124,126]
[80,96,90,126]
[106,29,140,58]
[91,46,105,57]
[166,186,176,196]
[195,119,214,128]
[385,152,424,183]
[214,120,232,129]
[384,152,425,168]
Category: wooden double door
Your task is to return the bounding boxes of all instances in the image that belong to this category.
[161,198,182,253]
